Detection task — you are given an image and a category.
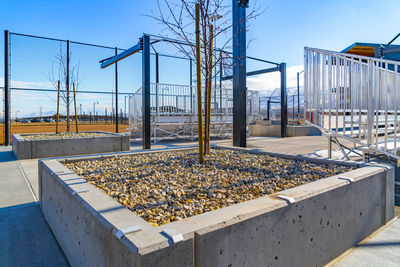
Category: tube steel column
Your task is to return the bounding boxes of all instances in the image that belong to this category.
[232,0,247,147]
[142,35,151,149]
[115,47,119,133]
[280,63,287,137]
[66,40,70,132]
[4,30,10,146]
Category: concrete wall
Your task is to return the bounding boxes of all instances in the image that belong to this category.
[39,148,394,267]
[13,132,130,159]
[394,165,400,206]
[249,124,321,137]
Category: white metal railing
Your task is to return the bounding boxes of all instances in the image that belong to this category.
[304,47,400,160]
[129,82,261,142]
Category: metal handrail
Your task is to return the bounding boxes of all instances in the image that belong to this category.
[304,47,400,161]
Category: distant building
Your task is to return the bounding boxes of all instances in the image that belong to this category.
[341,42,400,61]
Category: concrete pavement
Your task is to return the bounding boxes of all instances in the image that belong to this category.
[0,147,68,267]
[329,217,400,267]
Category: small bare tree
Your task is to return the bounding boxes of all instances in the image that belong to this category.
[150,0,262,154]
[48,44,82,132]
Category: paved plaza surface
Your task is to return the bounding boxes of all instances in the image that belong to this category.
[0,136,399,266]
[0,147,68,267]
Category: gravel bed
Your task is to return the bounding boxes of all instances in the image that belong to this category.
[22,132,112,140]
[63,149,355,226]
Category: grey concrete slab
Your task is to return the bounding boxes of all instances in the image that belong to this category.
[18,159,40,199]
[329,217,400,267]
[0,148,68,266]
[0,203,69,267]
[0,151,35,208]
[246,136,353,155]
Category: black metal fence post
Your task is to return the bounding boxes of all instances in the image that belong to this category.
[280,63,287,137]
[142,35,151,149]
[66,40,70,132]
[115,47,119,133]
[232,0,247,147]
[4,30,10,146]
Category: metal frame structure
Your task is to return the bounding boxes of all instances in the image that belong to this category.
[222,61,287,137]
[2,30,198,145]
[232,0,247,146]
[304,46,400,163]
[99,28,284,148]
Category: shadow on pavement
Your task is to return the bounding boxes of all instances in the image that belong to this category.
[0,151,16,163]
[0,202,69,267]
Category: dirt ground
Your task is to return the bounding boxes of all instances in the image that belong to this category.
[0,122,129,145]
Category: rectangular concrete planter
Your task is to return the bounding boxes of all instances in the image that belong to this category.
[38,147,394,267]
[249,124,321,137]
[13,132,130,159]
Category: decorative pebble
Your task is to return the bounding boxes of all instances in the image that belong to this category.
[63,149,355,226]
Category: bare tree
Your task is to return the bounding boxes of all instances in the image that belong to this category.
[48,44,82,132]
[149,0,263,154]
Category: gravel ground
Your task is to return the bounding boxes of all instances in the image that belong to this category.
[22,132,112,140]
[64,149,355,226]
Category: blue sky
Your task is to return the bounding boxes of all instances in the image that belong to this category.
[1,0,400,117]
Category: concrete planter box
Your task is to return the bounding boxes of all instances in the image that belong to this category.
[39,147,394,267]
[249,124,321,137]
[13,132,130,159]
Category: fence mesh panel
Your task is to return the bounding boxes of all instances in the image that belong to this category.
[1,33,132,144]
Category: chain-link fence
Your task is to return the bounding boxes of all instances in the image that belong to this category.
[1,31,304,144]
[258,86,304,122]
[1,32,138,145]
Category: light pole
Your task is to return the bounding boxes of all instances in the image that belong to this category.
[211,14,222,113]
[161,87,169,112]
[93,101,99,123]
[297,70,304,118]
[124,95,127,122]
[15,110,20,123]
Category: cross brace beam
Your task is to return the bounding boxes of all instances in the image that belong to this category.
[221,66,280,81]
[100,41,142,69]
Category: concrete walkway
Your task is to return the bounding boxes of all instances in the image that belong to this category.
[0,147,68,267]
[329,216,400,267]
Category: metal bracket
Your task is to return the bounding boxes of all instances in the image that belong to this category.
[114,226,142,239]
[338,176,354,183]
[71,188,90,196]
[277,194,295,204]
[50,170,65,176]
[162,228,184,244]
